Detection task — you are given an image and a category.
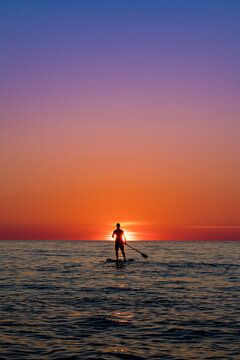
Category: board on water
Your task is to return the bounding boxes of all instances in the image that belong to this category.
[106,258,135,263]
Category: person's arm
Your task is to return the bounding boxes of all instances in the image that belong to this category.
[112,230,115,239]
[123,233,127,244]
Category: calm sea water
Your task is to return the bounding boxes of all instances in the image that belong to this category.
[0,240,239,360]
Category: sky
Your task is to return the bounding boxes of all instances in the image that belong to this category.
[0,0,240,240]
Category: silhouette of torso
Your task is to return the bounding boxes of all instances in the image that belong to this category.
[113,229,124,242]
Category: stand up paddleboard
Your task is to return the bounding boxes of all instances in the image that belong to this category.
[106,258,135,263]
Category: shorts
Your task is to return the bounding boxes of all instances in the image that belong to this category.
[115,241,124,251]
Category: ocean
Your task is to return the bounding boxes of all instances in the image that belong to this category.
[0,240,239,360]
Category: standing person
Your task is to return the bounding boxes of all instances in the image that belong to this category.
[112,223,126,262]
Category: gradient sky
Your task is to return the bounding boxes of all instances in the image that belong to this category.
[1,0,240,240]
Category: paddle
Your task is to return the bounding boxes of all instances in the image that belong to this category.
[125,243,148,259]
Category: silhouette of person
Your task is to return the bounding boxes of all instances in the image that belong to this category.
[112,223,126,262]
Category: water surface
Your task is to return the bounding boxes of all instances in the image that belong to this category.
[0,240,239,359]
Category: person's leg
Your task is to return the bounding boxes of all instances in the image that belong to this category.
[115,243,119,261]
[121,245,126,262]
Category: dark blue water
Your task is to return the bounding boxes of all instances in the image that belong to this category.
[0,241,239,359]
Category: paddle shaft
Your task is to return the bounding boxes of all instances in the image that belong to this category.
[125,243,148,258]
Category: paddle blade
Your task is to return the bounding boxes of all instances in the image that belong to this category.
[141,253,148,259]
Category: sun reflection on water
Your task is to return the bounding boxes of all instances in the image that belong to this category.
[107,311,134,323]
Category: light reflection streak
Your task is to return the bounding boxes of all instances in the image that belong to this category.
[107,311,134,323]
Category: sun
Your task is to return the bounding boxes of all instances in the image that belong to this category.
[106,230,136,241]
[105,221,141,241]
[123,230,135,241]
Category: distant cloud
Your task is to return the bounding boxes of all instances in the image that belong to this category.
[186,226,240,229]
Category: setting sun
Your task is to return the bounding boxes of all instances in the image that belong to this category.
[105,221,143,241]
[106,229,135,241]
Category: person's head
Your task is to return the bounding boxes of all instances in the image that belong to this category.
[116,223,120,229]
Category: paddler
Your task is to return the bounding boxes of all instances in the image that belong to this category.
[112,223,127,262]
